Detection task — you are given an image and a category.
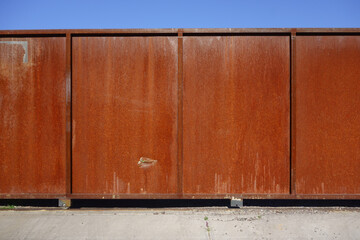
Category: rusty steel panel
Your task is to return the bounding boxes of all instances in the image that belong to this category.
[0,37,66,194]
[72,37,178,194]
[295,36,360,194]
[183,36,290,194]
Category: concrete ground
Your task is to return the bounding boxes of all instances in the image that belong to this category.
[0,207,360,239]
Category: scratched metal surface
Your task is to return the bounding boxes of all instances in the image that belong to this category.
[72,37,178,194]
[295,36,360,194]
[0,38,66,194]
[183,36,290,194]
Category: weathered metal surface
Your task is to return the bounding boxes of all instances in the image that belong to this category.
[290,31,297,195]
[183,36,290,194]
[177,30,184,195]
[1,28,360,36]
[0,37,66,194]
[72,36,178,194]
[295,36,360,194]
[1,29,360,200]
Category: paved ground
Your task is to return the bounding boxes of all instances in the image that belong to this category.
[0,207,360,239]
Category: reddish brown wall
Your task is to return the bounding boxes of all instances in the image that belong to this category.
[72,37,179,195]
[295,36,360,195]
[183,36,290,194]
[0,37,66,195]
[0,29,359,199]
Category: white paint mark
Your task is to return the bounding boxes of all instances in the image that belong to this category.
[0,41,28,63]
[168,37,177,52]
[113,172,116,193]
[138,157,157,169]
[117,177,119,193]
[241,175,244,189]
[215,173,229,193]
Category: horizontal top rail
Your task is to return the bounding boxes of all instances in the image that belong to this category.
[0,28,360,36]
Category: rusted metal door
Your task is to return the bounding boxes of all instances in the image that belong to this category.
[72,37,178,195]
[295,36,360,194]
[0,37,66,195]
[183,36,290,194]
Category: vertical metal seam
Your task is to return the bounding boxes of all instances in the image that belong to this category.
[290,30,296,195]
[177,30,184,196]
[65,33,72,197]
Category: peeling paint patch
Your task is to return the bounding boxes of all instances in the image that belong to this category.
[0,41,28,63]
[138,157,157,169]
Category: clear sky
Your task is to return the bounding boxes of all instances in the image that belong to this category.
[0,0,359,30]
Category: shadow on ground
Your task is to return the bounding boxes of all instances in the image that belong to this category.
[1,199,360,208]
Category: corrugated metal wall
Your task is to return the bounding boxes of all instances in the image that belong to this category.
[0,29,359,199]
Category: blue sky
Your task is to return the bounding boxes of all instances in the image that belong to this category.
[0,0,359,30]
